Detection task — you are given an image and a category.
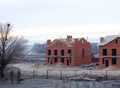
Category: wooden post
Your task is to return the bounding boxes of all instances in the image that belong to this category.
[46,70,48,79]
[106,70,108,80]
[17,70,21,84]
[75,70,77,77]
[90,69,92,75]
[33,70,35,78]
[10,70,14,84]
[60,70,62,79]
[69,80,71,88]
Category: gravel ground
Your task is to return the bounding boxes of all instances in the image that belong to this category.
[1,78,120,88]
[1,63,120,88]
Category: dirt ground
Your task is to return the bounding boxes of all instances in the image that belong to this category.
[1,78,120,88]
[1,62,120,88]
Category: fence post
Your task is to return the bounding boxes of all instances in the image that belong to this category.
[10,70,14,84]
[90,69,92,76]
[106,70,108,80]
[74,70,77,77]
[46,70,48,79]
[69,80,71,88]
[33,70,35,78]
[17,70,21,84]
[60,70,62,79]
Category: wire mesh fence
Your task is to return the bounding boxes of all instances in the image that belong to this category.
[14,69,120,81]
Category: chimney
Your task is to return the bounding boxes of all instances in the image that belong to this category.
[100,37,104,42]
[74,38,79,43]
[47,40,51,45]
[67,35,72,40]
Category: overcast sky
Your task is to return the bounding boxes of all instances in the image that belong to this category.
[0,0,120,44]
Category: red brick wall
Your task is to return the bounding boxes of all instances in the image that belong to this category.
[72,38,92,66]
[46,36,92,66]
[99,37,120,67]
[46,40,69,65]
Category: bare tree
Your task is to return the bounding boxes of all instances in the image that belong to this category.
[0,23,27,78]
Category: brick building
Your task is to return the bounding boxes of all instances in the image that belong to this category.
[99,35,120,67]
[46,35,92,66]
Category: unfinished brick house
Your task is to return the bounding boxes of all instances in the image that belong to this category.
[46,35,92,66]
[99,35,120,67]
